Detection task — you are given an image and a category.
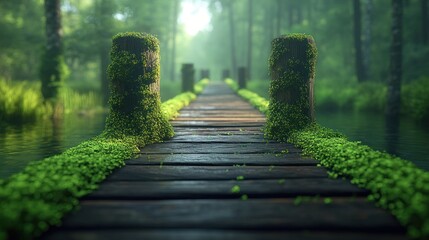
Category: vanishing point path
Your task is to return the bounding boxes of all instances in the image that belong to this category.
[45,82,407,240]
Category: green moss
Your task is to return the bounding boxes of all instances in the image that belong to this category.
[288,124,429,239]
[227,85,429,239]
[104,32,173,146]
[265,34,317,141]
[225,79,269,113]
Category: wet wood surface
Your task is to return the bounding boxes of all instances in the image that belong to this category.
[44,82,407,240]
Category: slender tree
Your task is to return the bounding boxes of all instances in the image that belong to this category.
[40,0,67,101]
[386,0,403,122]
[95,0,116,106]
[171,0,180,81]
[227,1,237,79]
[276,0,282,36]
[353,0,366,82]
[247,0,253,80]
[362,0,373,80]
[422,0,428,45]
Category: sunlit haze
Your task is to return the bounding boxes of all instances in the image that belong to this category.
[179,0,211,36]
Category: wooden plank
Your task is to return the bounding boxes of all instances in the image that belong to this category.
[141,143,299,154]
[167,135,274,143]
[86,179,368,200]
[107,166,328,181]
[172,121,264,127]
[44,229,407,240]
[174,117,266,122]
[56,198,404,232]
[128,153,317,166]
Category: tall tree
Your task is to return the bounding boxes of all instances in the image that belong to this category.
[422,0,428,44]
[170,0,180,82]
[227,1,237,79]
[276,0,282,36]
[247,0,253,80]
[353,0,366,82]
[362,0,373,80]
[40,0,68,101]
[94,0,116,106]
[386,0,403,122]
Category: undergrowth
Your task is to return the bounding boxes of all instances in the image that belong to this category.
[0,79,209,240]
[226,80,429,239]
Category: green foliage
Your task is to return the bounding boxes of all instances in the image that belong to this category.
[194,78,210,94]
[40,48,70,101]
[265,34,317,141]
[0,136,138,239]
[104,32,173,146]
[0,80,102,124]
[288,125,429,239]
[401,77,429,122]
[0,79,210,239]
[225,79,269,113]
[228,86,429,239]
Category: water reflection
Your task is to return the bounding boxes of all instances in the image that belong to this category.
[0,113,106,179]
[317,111,429,170]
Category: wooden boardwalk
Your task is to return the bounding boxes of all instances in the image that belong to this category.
[44,82,407,240]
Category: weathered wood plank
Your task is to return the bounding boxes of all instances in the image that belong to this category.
[56,198,404,232]
[86,179,368,200]
[174,117,266,122]
[172,121,264,127]
[141,143,299,154]
[128,153,317,166]
[44,229,407,240]
[167,135,274,143]
[107,166,327,181]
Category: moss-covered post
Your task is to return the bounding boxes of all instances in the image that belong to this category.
[104,32,173,145]
[265,34,317,141]
[182,63,195,92]
[238,66,247,89]
[222,69,230,80]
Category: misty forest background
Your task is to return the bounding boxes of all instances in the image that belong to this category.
[0,0,428,124]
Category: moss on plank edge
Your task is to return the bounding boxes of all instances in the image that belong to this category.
[224,82,429,240]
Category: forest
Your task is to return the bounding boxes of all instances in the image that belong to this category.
[0,0,428,122]
[1,1,429,239]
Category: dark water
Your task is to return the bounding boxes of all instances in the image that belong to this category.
[317,111,429,171]
[1,111,427,179]
[0,114,106,179]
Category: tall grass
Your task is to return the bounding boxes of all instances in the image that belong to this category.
[0,79,102,123]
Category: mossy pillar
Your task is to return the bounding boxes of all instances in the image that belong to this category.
[200,69,210,79]
[182,63,195,92]
[104,32,173,145]
[266,34,317,141]
[238,67,247,89]
[222,69,230,80]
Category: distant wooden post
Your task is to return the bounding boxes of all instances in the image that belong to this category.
[266,34,317,140]
[182,63,195,92]
[238,66,247,89]
[200,69,210,80]
[222,69,230,80]
[104,32,173,144]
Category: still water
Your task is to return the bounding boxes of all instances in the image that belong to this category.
[0,114,106,179]
[317,112,429,171]
[1,112,428,179]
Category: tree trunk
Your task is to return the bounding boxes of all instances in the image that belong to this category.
[100,44,109,106]
[422,0,428,45]
[386,0,403,122]
[171,0,179,81]
[276,0,282,36]
[247,0,253,81]
[362,0,373,80]
[353,0,366,82]
[41,0,64,101]
[227,1,237,79]
[288,1,294,29]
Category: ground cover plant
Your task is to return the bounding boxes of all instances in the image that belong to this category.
[0,79,209,240]
[225,79,429,239]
